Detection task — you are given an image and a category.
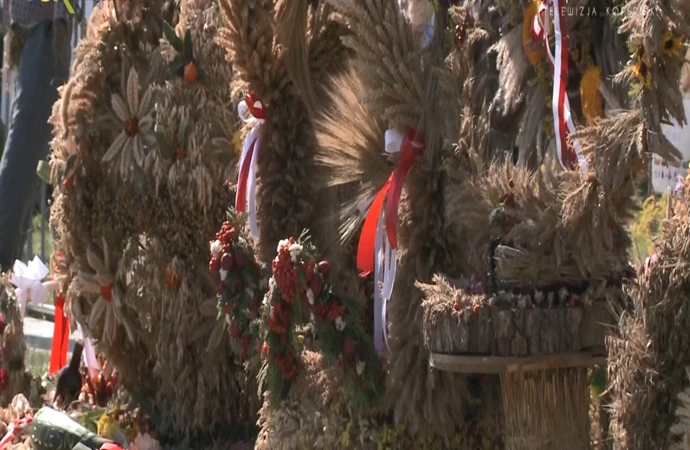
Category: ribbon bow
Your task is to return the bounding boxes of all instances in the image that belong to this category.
[10,256,51,318]
[236,92,266,238]
[531,0,586,171]
[357,129,425,353]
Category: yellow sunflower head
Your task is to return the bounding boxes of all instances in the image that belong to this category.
[522,1,547,65]
[632,61,652,89]
[662,30,684,59]
[580,65,605,125]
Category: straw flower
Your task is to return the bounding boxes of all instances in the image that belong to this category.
[102,69,155,177]
[76,238,135,345]
[579,65,605,125]
[661,30,683,59]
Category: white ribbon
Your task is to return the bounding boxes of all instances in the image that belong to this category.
[76,323,101,379]
[368,129,406,354]
[236,100,264,238]
[10,256,53,317]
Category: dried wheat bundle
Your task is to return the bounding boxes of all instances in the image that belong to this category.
[670,368,690,450]
[255,350,500,449]
[607,173,690,449]
[0,276,25,407]
[49,0,255,440]
[328,0,424,130]
[219,0,350,263]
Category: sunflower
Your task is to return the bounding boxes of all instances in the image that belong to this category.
[522,1,546,65]
[102,68,155,177]
[632,60,652,89]
[662,30,683,59]
[580,65,605,124]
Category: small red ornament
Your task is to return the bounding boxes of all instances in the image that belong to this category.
[209,257,219,273]
[317,261,331,280]
[262,344,269,354]
[453,301,461,312]
[100,284,113,301]
[472,305,480,316]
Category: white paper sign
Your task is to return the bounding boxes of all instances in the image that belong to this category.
[652,98,690,194]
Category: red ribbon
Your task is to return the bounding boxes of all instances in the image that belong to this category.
[0,412,33,449]
[356,129,425,274]
[235,140,257,214]
[100,444,125,450]
[49,293,70,374]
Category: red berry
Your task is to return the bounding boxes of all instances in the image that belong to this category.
[235,251,247,269]
[317,261,331,280]
[262,344,269,354]
[221,253,233,271]
[453,301,461,312]
[223,304,232,315]
[472,305,480,316]
[309,275,323,297]
[209,257,219,273]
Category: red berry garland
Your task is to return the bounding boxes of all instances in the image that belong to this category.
[210,218,386,411]
[209,211,267,362]
[256,235,385,411]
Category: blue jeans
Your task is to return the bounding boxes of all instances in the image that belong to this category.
[0,20,71,270]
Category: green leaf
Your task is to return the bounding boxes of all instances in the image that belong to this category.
[162,21,183,53]
[36,160,52,184]
[489,206,504,225]
[183,29,193,61]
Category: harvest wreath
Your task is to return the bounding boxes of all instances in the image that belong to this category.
[209,213,385,412]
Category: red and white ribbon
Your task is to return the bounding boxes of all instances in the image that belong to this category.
[236,93,266,238]
[0,411,33,449]
[532,0,586,171]
[357,129,425,354]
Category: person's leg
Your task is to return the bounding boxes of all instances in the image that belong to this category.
[0,20,71,270]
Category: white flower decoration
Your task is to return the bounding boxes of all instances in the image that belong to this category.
[356,361,365,376]
[277,239,290,253]
[210,240,222,258]
[289,243,303,262]
[75,238,134,345]
[102,68,155,177]
[335,316,346,331]
[306,288,315,305]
